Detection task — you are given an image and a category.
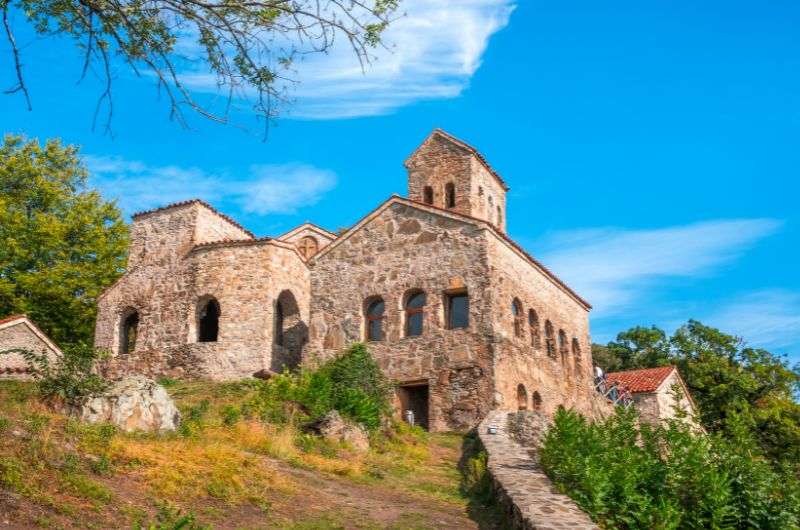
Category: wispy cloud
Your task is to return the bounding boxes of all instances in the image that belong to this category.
[707,290,800,351]
[85,155,336,216]
[537,219,782,315]
[180,0,516,119]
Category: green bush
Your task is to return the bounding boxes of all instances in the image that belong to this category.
[247,343,392,430]
[0,342,109,404]
[540,407,800,530]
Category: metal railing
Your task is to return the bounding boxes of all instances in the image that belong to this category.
[594,378,634,408]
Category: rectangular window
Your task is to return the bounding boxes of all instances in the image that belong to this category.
[447,293,469,329]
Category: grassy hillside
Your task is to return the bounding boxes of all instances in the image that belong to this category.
[0,379,503,529]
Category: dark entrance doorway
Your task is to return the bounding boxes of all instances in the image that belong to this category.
[398,383,429,430]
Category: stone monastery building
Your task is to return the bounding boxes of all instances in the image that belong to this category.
[95,129,609,431]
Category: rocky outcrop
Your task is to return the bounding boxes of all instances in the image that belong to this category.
[478,410,598,530]
[70,376,181,432]
[311,410,370,452]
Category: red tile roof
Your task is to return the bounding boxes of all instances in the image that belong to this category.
[0,314,26,326]
[606,366,676,393]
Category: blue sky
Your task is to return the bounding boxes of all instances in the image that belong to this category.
[2,1,798,360]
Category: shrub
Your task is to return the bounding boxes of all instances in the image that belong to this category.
[0,342,109,404]
[247,343,392,430]
[540,407,800,530]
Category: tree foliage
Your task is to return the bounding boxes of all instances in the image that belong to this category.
[541,407,800,530]
[0,134,128,346]
[593,319,800,465]
[1,0,400,131]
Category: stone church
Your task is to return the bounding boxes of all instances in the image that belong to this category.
[95,129,609,431]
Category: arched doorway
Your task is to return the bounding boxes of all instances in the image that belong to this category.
[198,297,220,342]
[271,290,306,372]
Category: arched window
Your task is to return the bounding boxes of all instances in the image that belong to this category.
[423,186,434,205]
[198,298,220,342]
[529,309,541,349]
[517,384,528,411]
[404,290,426,337]
[120,309,139,354]
[558,329,568,359]
[297,236,319,259]
[512,298,524,337]
[532,391,543,411]
[544,320,556,357]
[445,182,456,208]
[446,290,469,329]
[572,338,582,362]
[365,297,385,341]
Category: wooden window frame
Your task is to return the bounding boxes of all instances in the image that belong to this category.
[365,298,385,342]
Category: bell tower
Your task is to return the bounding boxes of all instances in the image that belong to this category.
[404,129,509,232]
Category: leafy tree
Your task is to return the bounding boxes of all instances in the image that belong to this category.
[0,134,128,346]
[1,0,400,131]
[595,319,800,465]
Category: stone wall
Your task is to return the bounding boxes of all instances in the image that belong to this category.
[309,201,496,431]
[478,410,598,530]
[0,318,61,379]
[486,235,611,421]
[406,131,507,231]
[634,371,698,427]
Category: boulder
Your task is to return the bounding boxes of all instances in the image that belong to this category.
[70,375,181,432]
[313,410,370,452]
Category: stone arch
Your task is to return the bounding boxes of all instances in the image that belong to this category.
[544,320,556,357]
[445,182,456,208]
[197,296,220,342]
[512,298,524,337]
[423,186,434,205]
[532,391,543,411]
[517,384,528,411]
[364,296,385,342]
[271,290,306,372]
[119,307,139,355]
[529,309,541,349]
[558,329,569,362]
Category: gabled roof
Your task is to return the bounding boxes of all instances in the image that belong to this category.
[311,195,591,310]
[277,222,338,242]
[0,314,62,356]
[404,128,510,191]
[606,366,677,393]
[131,199,256,239]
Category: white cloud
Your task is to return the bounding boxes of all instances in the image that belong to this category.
[179,0,516,119]
[707,290,800,350]
[537,219,782,315]
[85,155,336,216]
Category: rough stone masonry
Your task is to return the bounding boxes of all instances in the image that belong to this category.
[95,129,611,431]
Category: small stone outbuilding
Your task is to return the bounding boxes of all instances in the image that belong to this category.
[0,315,62,379]
[94,129,612,431]
[607,366,698,426]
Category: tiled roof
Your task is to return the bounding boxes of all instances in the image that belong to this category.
[405,129,510,191]
[606,366,676,393]
[131,199,256,239]
[0,314,26,326]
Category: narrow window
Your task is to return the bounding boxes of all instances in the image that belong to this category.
[445,182,456,208]
[517,384,528,411]
[512,298,524,337]
[405,291,426,337]
[446,291,469,329]
[497,206,502,227]
[423,186,434,205]
[366,297,385,341]
[120,310,139,354]
[545,320,556,357]
[572,338,582,362]
[529,309,540,349]
[558,329,568,360]
[532,391,543,411]
[199,298,220,342]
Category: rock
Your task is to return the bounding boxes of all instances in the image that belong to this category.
[70,375,180,432]
[313,410,370,452]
